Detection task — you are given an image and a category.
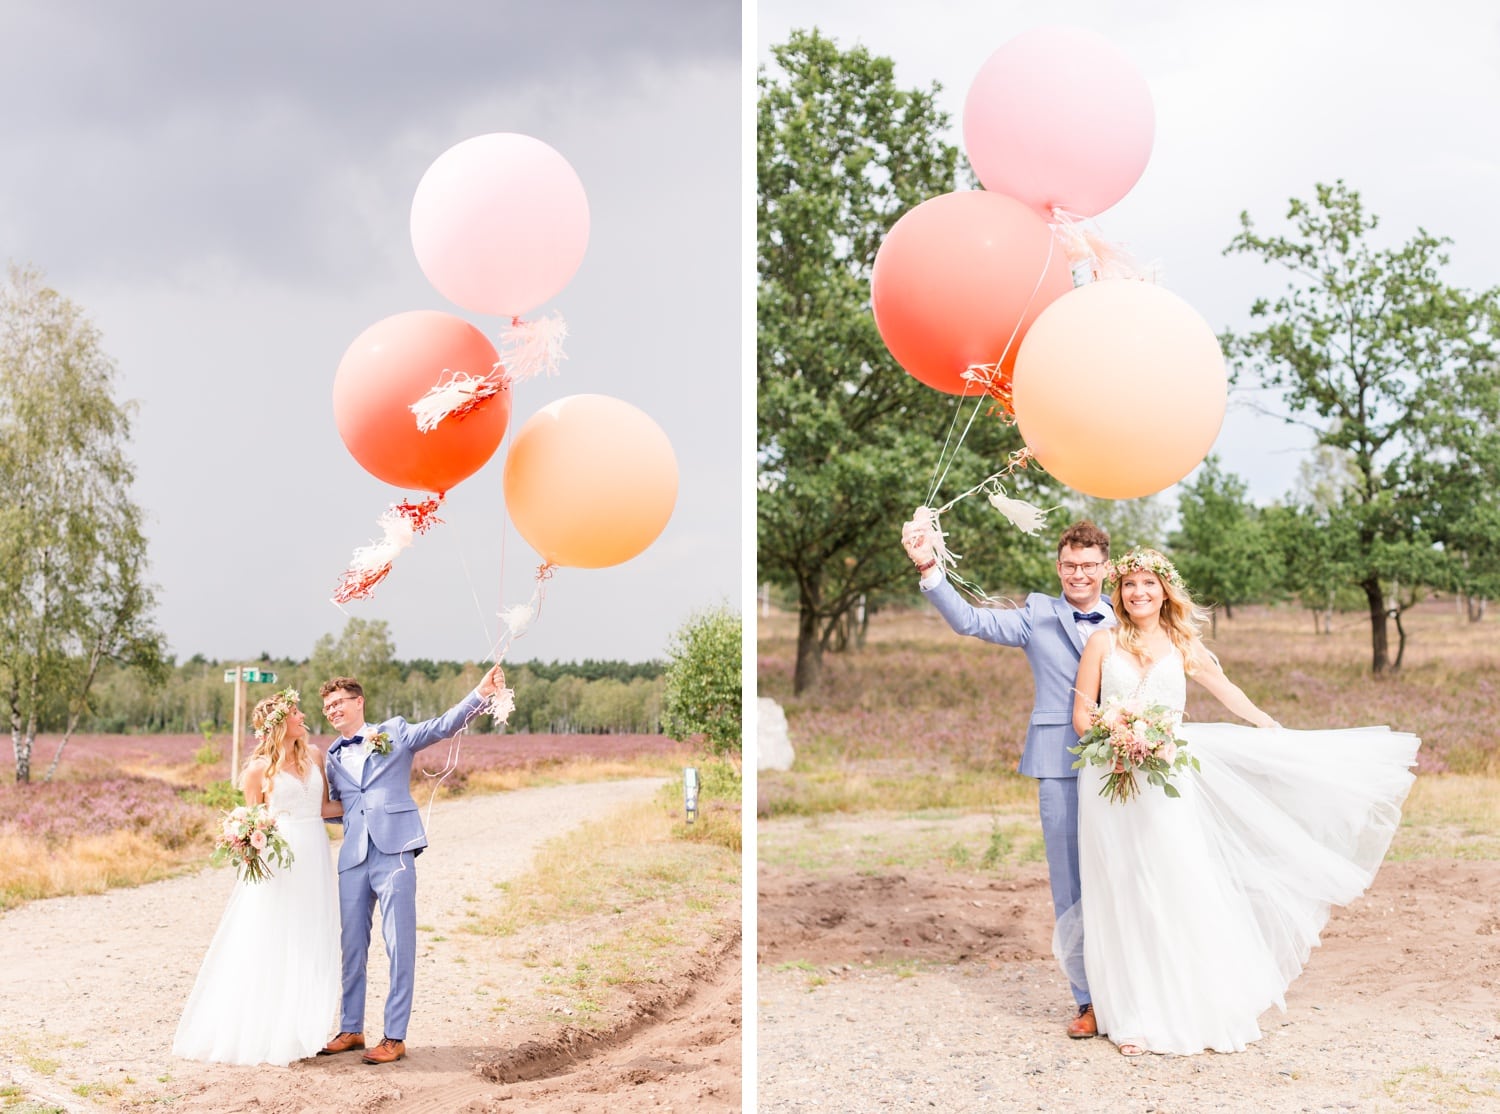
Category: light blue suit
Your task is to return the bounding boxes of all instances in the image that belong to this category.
[922,576,1113,1006]
[324,689,486,1040]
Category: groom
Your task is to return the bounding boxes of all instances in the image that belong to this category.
[317,663,505,1065]
[902,517,1112,1039]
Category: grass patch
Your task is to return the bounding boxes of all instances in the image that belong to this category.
[1388,774,1500,861]
[760,765,1036,819]
[759,809,1045,877]
[464,796,739,1026]
[1379,1064,1500,1109]
[0,831,200,912]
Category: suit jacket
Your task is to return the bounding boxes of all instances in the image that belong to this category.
[324,689,485,871]
[922,577,1114,779]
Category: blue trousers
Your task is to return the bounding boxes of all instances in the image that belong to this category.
[1038,776,1089,1006]
[337,848,418,1040]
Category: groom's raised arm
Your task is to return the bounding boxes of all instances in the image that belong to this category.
[404,663,506,753]
[922,573,1034,648]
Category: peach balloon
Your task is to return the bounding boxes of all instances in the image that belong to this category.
[333,311,510,494]
[871,189,1073,398]
[503,394,678,569]
[1011,281,1227,499]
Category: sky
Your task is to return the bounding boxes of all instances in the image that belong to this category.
[757,0,1500,512]
[0,0,741,665]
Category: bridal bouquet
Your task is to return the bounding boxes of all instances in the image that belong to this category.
[1070,697,1198,804]
[212,803,294,883]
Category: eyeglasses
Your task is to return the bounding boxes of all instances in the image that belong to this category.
[323,695,360,715]
[1058,561,1104,575]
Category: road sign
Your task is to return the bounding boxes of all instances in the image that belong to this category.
[223,668,278,684]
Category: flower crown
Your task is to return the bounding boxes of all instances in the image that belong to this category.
[1109,549,1184,590]
[253,688,301,741]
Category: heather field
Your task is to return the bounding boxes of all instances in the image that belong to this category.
[0,731,692,910]
[758,597,1500,808]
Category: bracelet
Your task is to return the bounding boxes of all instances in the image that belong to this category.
[915,558,938,574]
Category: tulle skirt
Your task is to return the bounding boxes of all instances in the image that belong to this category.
[1055,723,1419,1055]
[172,815,341,1065]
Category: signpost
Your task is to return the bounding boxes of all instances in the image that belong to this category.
[223,666,278,785]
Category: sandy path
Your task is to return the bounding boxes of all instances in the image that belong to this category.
[756,815,1500,1113]
[1,777,741,1112]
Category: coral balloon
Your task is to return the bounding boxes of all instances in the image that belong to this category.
[963,26,1154,218]
[871,190,1073,397]
[1011,282,1226,499]
[410,132,590,317]
[503,395,678,569]
[333,311,510,493]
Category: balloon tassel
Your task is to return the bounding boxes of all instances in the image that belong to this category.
[986,487,1050,536]
[499,313,568,382]
[959,363,1016,418]
[486,686,517,726]
[500,603,535,638]
[1050,209,1155,284]
[331,495,446,603]
[409,369,507,432]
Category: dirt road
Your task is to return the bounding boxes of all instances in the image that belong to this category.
[757,814,1500,1113]
[1,778,741,1112]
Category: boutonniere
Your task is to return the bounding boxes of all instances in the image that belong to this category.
[367,731,393,756]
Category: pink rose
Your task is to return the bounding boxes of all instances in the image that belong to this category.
[250,830,267,851]
[1161,740,1178,764]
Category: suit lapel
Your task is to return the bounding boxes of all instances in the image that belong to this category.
[1056,597,1088,656]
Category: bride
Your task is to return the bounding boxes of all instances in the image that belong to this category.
[1061,549,1419,1057]
[173,689,342,1065]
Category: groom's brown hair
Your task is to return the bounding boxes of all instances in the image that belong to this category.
[1057,521,1110,558]
[320,676,364,700]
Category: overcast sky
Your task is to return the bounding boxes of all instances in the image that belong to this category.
[758,0,1500,511]
[0,0,740,665]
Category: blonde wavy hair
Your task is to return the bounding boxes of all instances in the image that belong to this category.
[1109,548,1214,675]
[248,689,308,788]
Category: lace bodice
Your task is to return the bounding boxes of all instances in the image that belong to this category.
[1100,637,1187,714]
[265,764,325,822]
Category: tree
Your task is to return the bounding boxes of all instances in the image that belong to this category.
[1170,457,1276,632]
[758,29,1045,692]
[661,606,741,757]
[0,265,167,782]
[1223,181,1499,672]
[307,618,401,718]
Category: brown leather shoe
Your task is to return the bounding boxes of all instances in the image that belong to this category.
[1067,1004,1098,1039]
[318,1031,365,1055]
[362,1037,406,1065]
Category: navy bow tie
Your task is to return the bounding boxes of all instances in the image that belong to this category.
[343,735,363,748]
[1073,611,1105,624]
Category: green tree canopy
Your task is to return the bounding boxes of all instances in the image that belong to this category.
[1223,181,1500,672]
[0,264,166,782]
[661,606,741,757]
[758,29,1051,692]
[1170,457,1276,626]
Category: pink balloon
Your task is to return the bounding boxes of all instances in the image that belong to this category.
[410,133,590,317]
[963,26,1154,219]
[1012,281,1226,499]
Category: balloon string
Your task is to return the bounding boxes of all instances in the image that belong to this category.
[926,230,1058,510]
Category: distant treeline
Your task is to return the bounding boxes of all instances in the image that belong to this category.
[76,656,665,737]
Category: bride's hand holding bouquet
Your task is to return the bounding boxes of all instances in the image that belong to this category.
[212,803,294,883]
[1070,695,1199,804]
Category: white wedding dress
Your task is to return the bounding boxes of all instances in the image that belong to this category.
[1055,636,1419,1055]
[173,764,340,1065]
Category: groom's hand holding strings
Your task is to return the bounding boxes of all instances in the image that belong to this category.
[901,509,937,571]
[477,663,506,698]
